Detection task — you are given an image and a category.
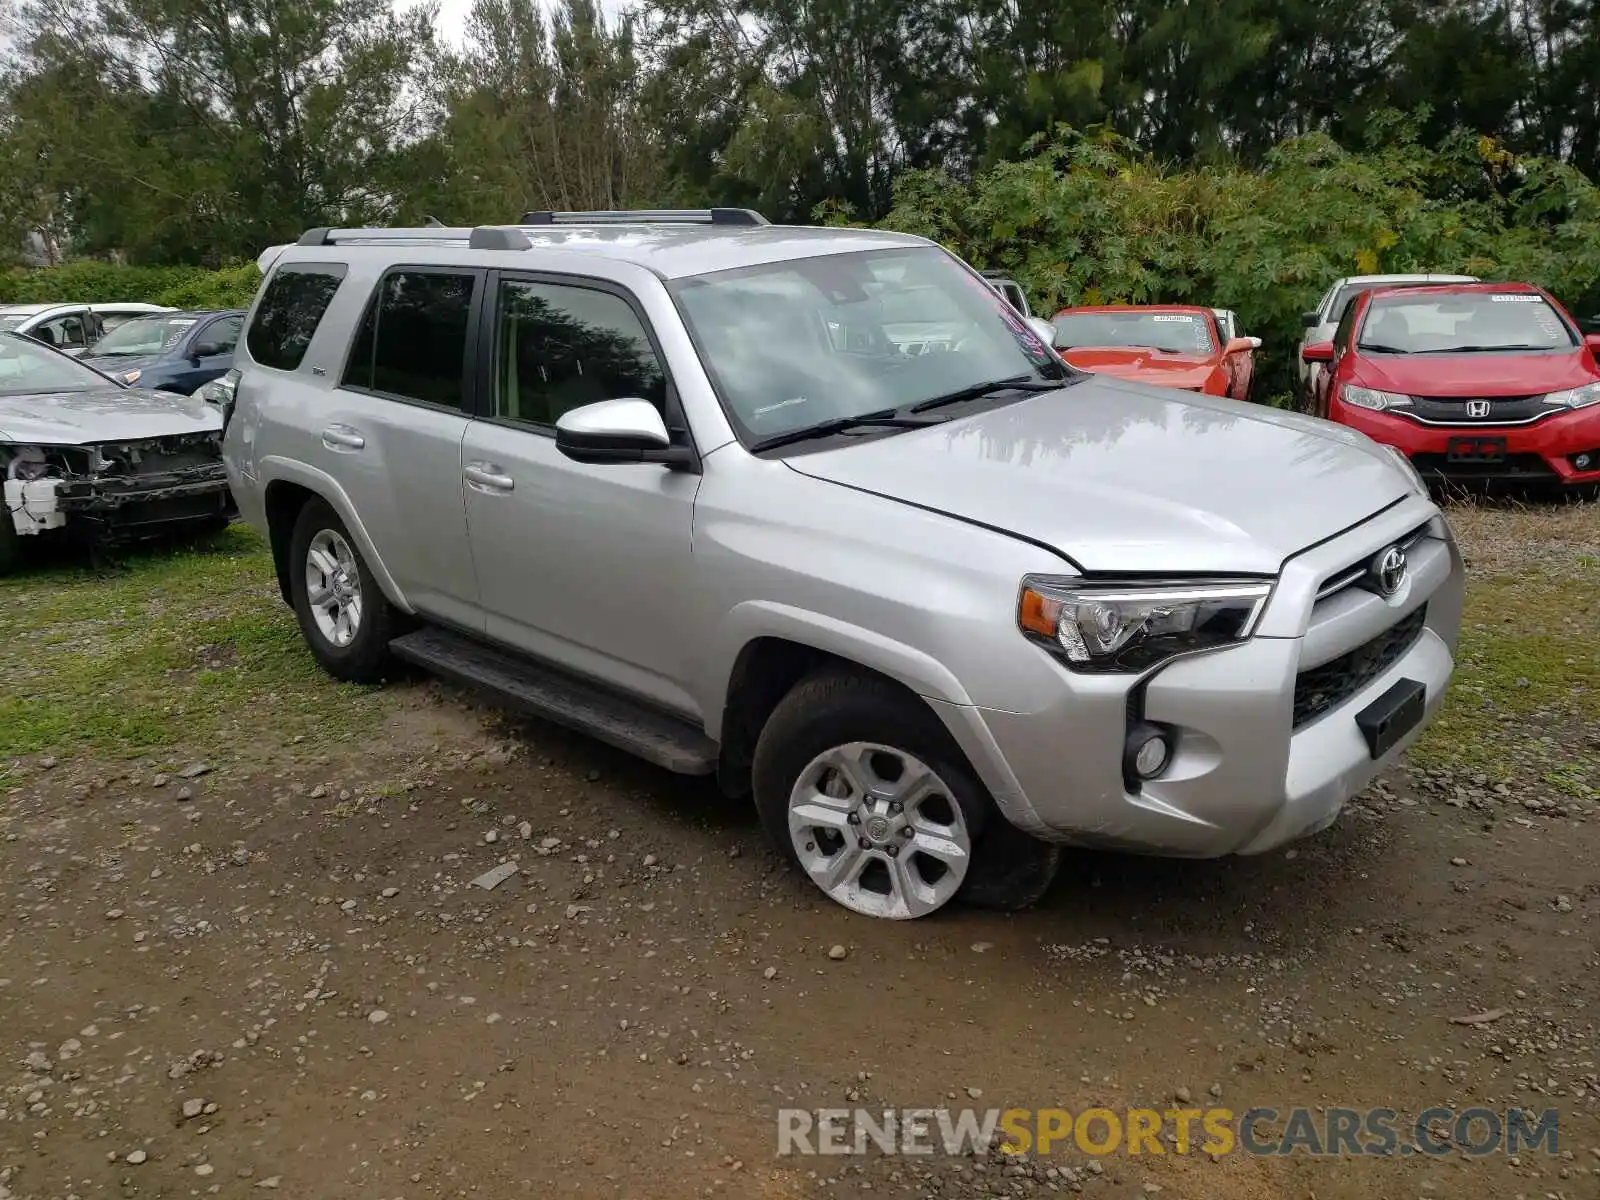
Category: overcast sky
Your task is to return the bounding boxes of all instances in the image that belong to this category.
[417,0,628,47]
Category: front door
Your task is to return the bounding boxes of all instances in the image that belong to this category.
[461,273,702,718]
[171,314,243,393]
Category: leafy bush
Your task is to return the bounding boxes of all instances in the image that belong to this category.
[0,262,261,310]
[860,123,1600,402]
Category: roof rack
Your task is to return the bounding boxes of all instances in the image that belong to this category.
[295,225,533,251]
[517,208,768,227]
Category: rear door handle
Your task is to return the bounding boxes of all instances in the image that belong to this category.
[321,425,365,451]
[463,462,514,492]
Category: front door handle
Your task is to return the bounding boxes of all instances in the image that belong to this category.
[321,425,365,451]
[463,462,514,492]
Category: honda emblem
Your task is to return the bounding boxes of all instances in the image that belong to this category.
[1466,399,1491,418]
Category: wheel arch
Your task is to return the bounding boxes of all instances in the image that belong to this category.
[258,458,411,612]
[708,604,977,798]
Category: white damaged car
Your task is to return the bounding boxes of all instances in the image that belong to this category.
[0,331,233,572]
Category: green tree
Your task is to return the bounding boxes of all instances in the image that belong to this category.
[1,0,436,263]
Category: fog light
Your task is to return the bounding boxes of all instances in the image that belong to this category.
[1576,452,1594,471]
[1124,722,1173,782]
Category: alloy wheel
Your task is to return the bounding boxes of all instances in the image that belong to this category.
[305,528,363,648]
[787,741,971,919]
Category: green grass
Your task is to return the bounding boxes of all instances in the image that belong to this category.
[0,526,388,762]
[1411,565,1599,788]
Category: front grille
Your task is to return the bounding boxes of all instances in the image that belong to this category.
[1403,394,1553,426]
[1313,521,1430,603]
[1292,604,1428,729]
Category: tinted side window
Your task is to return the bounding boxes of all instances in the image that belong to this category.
[248,265,347,370]
[493,280,665,425]
[1334,299,1359,349]
[201,315,243,353]
[344,271,475,409]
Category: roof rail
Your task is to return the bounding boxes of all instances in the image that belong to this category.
[293,225,532,251]
[517,208,768,227]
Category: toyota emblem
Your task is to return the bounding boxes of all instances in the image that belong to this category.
[1369,545,1408,596]
[1466,399,1491,418]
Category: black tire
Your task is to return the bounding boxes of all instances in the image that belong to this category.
[0,511,19,576]
[288,498,397,683]
[751,667,1059,917]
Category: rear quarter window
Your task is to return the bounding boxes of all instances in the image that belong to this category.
[247,263,348,370]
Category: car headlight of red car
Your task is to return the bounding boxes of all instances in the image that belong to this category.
[1340,384,1412,412]
[1541,381,1600,409]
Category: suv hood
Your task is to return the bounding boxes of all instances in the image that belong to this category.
[0,386,221,446]
[784,378,1410,574]
[1353,350,1596,397]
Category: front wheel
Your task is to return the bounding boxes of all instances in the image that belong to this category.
[288,499,397,683]
[752,669,1059,919]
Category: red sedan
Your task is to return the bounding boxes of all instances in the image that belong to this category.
[1302,282,1600,488]
[1049,305,1259,400]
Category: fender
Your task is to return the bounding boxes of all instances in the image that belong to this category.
[699,599,974,742]
[258,454,414,613]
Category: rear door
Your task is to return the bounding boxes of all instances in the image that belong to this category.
[312,268,484,630]
[459,271,702,716]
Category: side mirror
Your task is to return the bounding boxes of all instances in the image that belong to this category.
[554,398,693,467]
[1301,341,1336,364]
[1024,316,1057,346]
[1301,311,1320,328]
[191,341,223,360]
[1224,336,1259,355]
[1584,332,1600,356]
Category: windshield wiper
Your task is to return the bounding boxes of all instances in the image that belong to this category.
[749,409,945,452]
[1413,344,1550,354]
[909,374,1072,414]
[1357,343,1412,354]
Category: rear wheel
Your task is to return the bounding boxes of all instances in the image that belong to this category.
[752,669,1059,919]
[288,499,397,683]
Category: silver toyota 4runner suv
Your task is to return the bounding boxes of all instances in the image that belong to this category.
[223,209,1464,921]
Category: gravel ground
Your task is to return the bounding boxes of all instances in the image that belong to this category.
[1,500,1596,1200]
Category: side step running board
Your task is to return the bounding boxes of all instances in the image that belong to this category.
[390,627,718,775]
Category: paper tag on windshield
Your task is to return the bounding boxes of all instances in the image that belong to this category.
[1151,315,1192,322]
[1490,294,1541,302]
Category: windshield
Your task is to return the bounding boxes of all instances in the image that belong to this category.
[0,315,31,332]
[0,333,117,395]
[1358,292,1575,354]
[90,315,197,356]
[1052,310,1216,354]
[669,247,1064,441]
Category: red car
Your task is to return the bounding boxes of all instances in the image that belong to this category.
[1302,282,1600,488]
[1049,304,1259,400]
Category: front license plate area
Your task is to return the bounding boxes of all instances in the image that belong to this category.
[1355,678,1426,759]
[1446,435,1506,463]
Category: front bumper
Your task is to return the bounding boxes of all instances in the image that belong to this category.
[52,464,235,537]
[936,496,1464,857]
[1334,400,1600,486]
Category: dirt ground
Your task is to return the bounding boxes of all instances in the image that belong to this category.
[1,501,1597,1199]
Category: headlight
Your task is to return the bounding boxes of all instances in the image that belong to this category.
[119,369,141,385]
[1340,384,1411,411]
[1541,381,1600,409]
[1017,576,1273,673]
[1383,444,1428,496]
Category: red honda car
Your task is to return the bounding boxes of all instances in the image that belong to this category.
[1050,305,1259,400]
[1302,282,1600,488]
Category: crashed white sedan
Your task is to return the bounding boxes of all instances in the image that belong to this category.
[0,331,233,572]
